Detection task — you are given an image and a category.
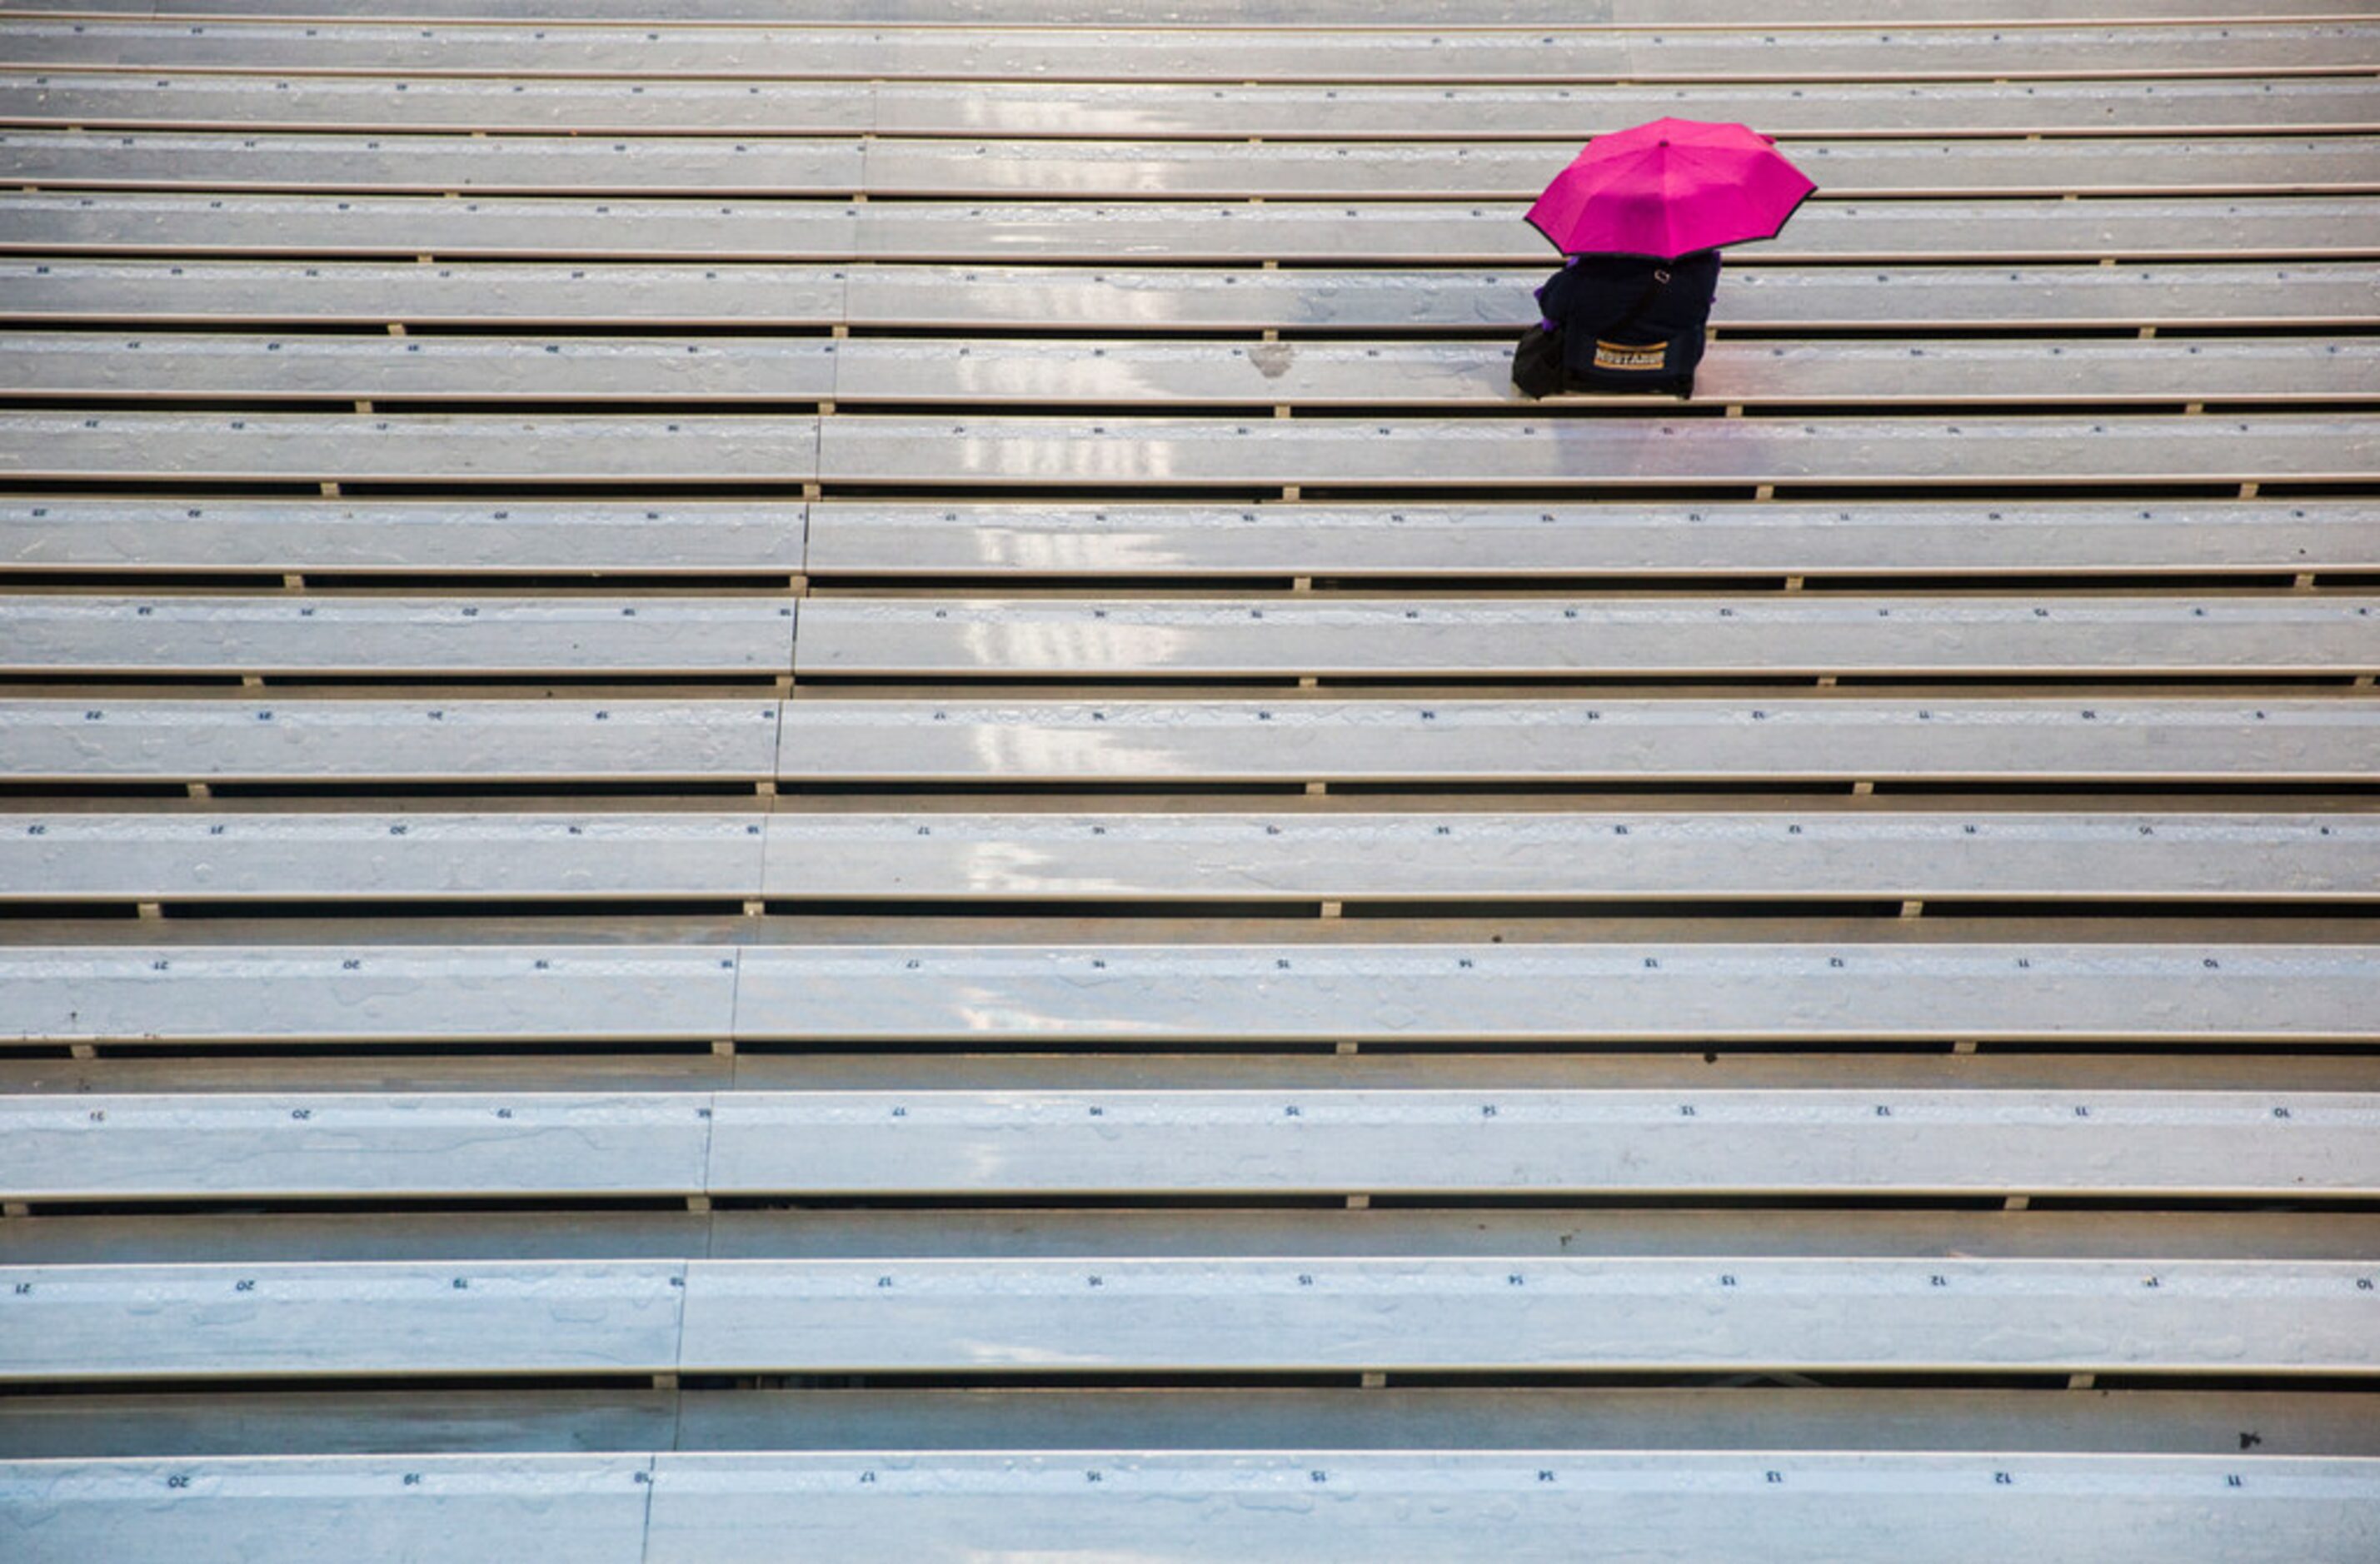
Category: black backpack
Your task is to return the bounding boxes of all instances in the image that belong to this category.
[1511,269,1672,400]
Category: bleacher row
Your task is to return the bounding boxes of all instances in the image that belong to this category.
[1,0,2377,1559]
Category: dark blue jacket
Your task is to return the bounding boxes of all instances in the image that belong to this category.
[1534,251,1721,391]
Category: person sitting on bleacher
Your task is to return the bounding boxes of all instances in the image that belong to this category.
[1519,248,1720,401]
[1513,119,1811,403]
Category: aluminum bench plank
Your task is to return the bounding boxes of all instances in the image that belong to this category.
[7,497,2364,580]
[0,331,854,401]
[842,197,2380,265]
[0,947,743,1045]
[794,595,2380,679]
[0,130,889,198]
[675,1255,2380,1373]
[3,943,2372,1047]
[830,336,2378,410]
[7,1454,2373,1564]
[866,135,2380,201]
[2,21,2367,82]
[13,697,2367,789]
[0,1456,653,1564]
[640,1451,2380,1564]
[9,193,2375,264]
[14,411,2373,488]
[726,944,2380,1043]
[856,257,2380,328]
[0,596,797,675]
[773,700,2380,785]
[10,1086,2373,1201]
[11,130,2376,199]
[1709,263,2380,331]
[9,810,2365,907]
[12,260,2380,334]
[0,1261,689,1380]
[812,416,2380,490]
[848,257,2380,332]
[0,413,824,484]
[801,500,2380,578]
[0,333,845,401]
[705,1088,2380,1198]
[13,332,2372,409]
[755,812,2380,903]
[23,1086,2363,1201]
[0,812,770,904]
[0,1093,715,1199]
[0,1256,2369,1379]
[0,700,783,783]
[0,497,808,576]
[10,72,2370,139]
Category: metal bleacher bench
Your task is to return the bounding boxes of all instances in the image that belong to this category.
[1,18,2368,80]
[4,941,2375,1046]
[7,191,2376,260]
[4,72,2371,139]
[3,810,2373,907]
[7,129,2376,198]
[4,331,2375,406]
[2,697,2375,784]
[3,496,2371,577]
[3,2,2376,1557]
[5,411,2375,486]
[2,595,2373,678]
[8,260,2380,331]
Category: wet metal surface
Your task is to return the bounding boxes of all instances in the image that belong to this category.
[773,698,2380,784]
[3,496,2368,580]
[0,1093,714,1198]
[755,811,2380,902]
[802,499,2380,577]
[726,943,2380,1043]
[3,21,2367,82]
[0,1254,2372,1378]
[4,943,2375,1046]
[0,699,784,782]
[10,809,2369,905]
[9,331,2369,406]
[8,192,2374,262]
[7,1087,2378,1200]
[7,130,2373,198]
[0,1261,689,1379]
[2,812,770,903]
[5,1452,2374,1564]
[8,809,2370,906]
[0,946,743,1044]
[12,259,2377,331]
[814,415,2380,488]
[793,595,2380,677]
[676,1255,2380,1372]
[6,695,2366,786]
[0,496,807,575]
[0,411,825,483]
[0,595,797,675]
[10,409,2374,486]
[7,72,2369,138]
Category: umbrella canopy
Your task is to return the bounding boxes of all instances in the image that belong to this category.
[1525,117,1816,259]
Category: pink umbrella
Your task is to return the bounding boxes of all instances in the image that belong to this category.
[1524,117,1816,259]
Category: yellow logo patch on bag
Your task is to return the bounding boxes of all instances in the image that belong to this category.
[1591,339,1669,372]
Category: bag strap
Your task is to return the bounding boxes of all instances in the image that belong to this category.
[1607,267,1671,338]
